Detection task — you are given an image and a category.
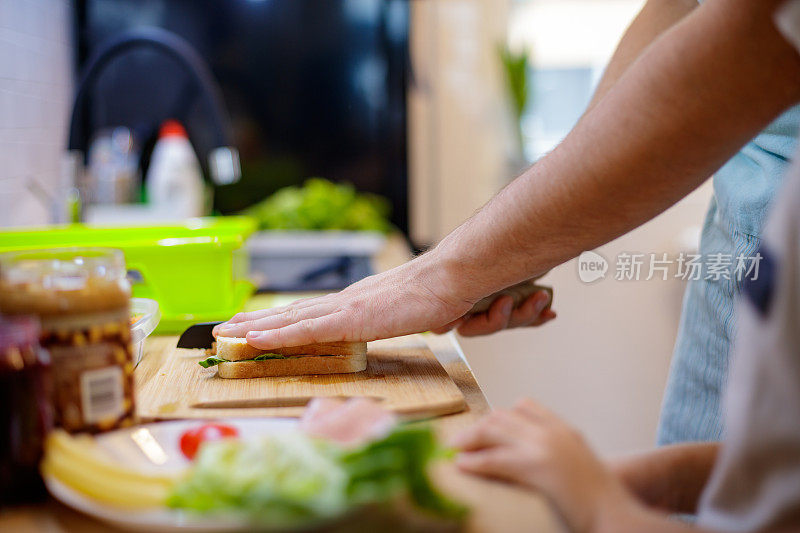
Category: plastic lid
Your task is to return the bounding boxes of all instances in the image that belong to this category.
[159,120,188,138]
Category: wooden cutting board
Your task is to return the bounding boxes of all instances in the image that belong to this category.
[135,335,466,421]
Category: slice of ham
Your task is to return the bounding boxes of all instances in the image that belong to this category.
[300,397,397,447]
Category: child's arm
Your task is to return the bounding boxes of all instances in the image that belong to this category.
[610,442,720,514]
[448,398,674,532]
[450,400,788,533]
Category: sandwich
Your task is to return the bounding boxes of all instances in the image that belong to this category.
[199,337,367,378]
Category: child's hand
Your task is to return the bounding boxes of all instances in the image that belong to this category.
[451,399,635,533]
[300,397,397,447]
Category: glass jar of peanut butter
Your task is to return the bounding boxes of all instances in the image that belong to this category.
[0,248,136,433]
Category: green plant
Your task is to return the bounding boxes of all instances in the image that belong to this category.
[499,44,531,155]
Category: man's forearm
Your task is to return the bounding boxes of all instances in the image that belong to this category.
[588,0,697,111]
[434,0,800,302]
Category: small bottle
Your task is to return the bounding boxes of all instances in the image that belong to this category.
[146,120,205,219]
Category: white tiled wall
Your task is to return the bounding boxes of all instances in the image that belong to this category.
[0,0,73,227]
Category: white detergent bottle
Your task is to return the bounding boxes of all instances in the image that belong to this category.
[146,120,205,219]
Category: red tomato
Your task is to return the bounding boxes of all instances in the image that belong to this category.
[180,423,239,460]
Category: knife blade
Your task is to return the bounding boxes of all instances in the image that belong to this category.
[176,321,222,349]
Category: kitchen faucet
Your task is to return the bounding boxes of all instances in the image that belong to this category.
[65,26,240,221]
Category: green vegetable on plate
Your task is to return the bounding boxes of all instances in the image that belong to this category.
[242,178,393,233]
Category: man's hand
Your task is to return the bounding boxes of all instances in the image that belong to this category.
[213,247,556,348]
[451,399,636,533]
[213,251,478,349]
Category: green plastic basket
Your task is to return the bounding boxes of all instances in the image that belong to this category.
[0,217,256,334]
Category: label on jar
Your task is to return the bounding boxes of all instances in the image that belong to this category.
[41,310,136,433]
[80,365,124,424]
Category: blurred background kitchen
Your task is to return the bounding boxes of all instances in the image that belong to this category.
[0,0,714,455]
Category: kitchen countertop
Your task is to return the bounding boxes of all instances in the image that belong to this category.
[0,234,563,533]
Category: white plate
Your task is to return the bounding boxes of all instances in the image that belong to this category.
[45,418,298,532]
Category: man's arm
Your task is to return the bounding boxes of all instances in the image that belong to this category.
[436,0,800,304]
[216,0,800,350]
[587,0,698,111]
[433,0,696,337]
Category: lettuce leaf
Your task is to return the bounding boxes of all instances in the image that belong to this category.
[197,355,227,368]
[341,425,467,520]
[198,353,286,368]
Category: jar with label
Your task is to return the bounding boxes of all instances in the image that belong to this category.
[0,315,52,504]
[0,248,136,433]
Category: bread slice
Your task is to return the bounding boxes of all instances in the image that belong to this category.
[217,351,367,379]
[214,337,367,361]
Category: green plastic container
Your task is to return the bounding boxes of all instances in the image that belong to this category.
[0,217,256,334]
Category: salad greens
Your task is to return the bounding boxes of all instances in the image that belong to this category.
[168,432,348,527]
[198,353,286,368]
[242,178,392,233]
[167,426,466,528]
[341,426,466,519]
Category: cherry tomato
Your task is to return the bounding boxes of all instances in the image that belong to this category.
[180,423,239,460]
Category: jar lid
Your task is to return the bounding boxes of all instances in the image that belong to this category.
[0,247,126,288]
[0,248,130,317]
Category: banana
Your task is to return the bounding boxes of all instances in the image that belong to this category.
[42,430,177,508]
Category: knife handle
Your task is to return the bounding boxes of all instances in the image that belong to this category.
[467,280,553,316]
